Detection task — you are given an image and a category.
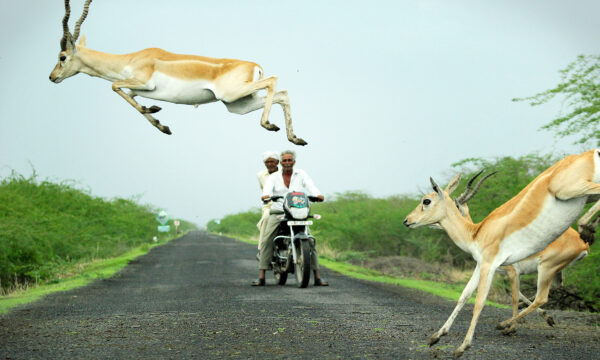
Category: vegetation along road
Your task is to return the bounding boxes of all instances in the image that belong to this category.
[1,231,599,359]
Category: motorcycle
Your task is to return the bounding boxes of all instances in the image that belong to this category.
[266,191,322,288]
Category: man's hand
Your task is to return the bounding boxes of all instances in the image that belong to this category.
[317,195,325,202]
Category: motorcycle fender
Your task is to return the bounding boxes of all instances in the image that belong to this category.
[293,233,310,245]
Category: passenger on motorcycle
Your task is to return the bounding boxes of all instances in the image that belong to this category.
[252,150,329,286]
[256,151,280,252]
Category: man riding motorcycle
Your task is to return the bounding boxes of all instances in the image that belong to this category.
[252,150,329,287]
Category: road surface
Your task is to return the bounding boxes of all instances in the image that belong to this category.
[2,231,599,359]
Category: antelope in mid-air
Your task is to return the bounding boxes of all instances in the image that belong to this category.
[403,149,600,357]
[49,0,308,145]
[453,170,594,335]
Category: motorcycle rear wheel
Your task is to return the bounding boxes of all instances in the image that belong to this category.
[294,240,311,288]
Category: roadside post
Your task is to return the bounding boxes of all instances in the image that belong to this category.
[156,210,171,233]
[174,220,181,233]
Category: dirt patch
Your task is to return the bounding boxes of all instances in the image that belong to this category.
[348,256,447,279]
[521,281,598,312]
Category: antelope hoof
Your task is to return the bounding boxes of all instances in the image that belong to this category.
[496,321,509,330]
[262,123,280,132]
[429,334,441,346]
[501,325,517,336]
[546,316,555,327]
[290,137,308,146]
[454,344,469,358]
[161,125,172,135]
[142,105,162,114]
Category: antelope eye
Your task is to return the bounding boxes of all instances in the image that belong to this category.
[60,55,67,61]
[423,199,431,205]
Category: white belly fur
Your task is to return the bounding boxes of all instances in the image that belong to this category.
[499,194,586,265]
[511,257,539,275]
[132,72,218,105]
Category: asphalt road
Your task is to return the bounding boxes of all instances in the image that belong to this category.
[1,231,599,359]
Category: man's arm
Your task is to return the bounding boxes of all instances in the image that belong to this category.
[262,173,275,201]
[301,170,324,201]
[257,170,268,192]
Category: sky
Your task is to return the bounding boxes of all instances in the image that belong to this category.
[1,1,600,227]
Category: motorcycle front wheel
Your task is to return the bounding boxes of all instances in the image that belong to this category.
[294,240,311,288]
[274,266,288,285]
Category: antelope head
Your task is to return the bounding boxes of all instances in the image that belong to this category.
[403,174,462,229]
[49,0,92,83]
[403,170,496,229]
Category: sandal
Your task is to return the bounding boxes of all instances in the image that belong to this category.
[251,278,265,286]
[314,278,329,286]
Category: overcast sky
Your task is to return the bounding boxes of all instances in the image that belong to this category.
[1,1,599,226]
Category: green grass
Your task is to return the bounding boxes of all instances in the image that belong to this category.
[318,258,508,309]
[0,233,185,314]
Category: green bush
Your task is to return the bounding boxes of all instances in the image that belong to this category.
[0,171,195,289]
[310,192,472,265]
[562,244,600,311]
[206,209,261,237]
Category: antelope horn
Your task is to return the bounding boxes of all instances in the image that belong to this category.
[60,0,72,51]
[455,169,484,204]
[457,171,497,204]
[72,0,93,42]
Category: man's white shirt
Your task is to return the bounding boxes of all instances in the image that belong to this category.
[262,169,321,211]
[257,169,270,191]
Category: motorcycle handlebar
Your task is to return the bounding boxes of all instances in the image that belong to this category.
[263,195,323,203]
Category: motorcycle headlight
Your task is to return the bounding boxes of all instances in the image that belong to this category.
[289,207,309,220]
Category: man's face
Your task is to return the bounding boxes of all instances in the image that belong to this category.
[264,158,279,173]
[280,154,295,171]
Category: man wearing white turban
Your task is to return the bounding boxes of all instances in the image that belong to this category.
[256,151,280,253]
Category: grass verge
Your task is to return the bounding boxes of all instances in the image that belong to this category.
[0,232,187,314]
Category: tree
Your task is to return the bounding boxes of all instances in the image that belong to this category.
[513,55,600,145]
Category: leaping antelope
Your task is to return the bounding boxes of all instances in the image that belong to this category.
[454,171,593,335]
[49,0,307,145]
[403,149,600,358]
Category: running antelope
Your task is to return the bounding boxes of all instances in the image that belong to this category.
[454,171,594,335]
[49,0,307,145]
[403,149,600,358]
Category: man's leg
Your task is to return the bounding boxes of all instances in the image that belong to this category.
[257,206,270,251]
[310,242,319,270]
[253,214,280,286]
[310,239,328,286]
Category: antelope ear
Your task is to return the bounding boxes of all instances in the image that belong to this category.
[445,173,462,195]
[78,34,87,47]
[430,177,445,199]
